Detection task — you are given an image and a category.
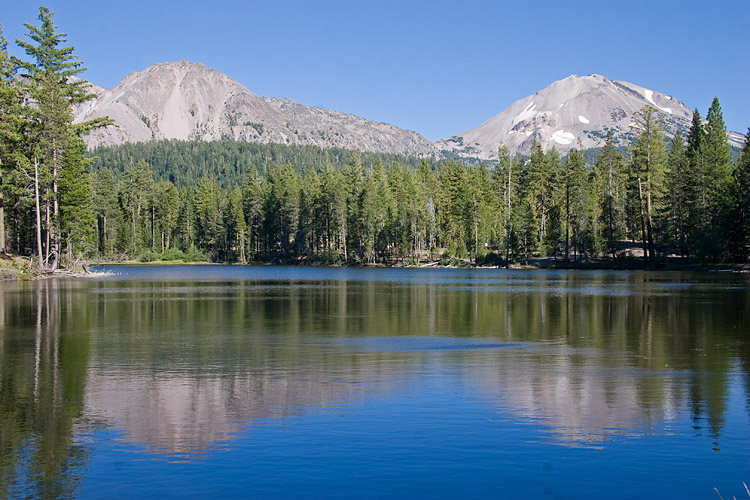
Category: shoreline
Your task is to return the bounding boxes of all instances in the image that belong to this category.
[4,255,748,281]
[91,258,750,273]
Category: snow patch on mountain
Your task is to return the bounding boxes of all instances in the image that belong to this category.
[578,115,590,124]
[513,102,537,126]
[644,89,672,114]
[552,130,575,145]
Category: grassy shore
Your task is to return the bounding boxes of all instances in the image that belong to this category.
[0,254,113,280]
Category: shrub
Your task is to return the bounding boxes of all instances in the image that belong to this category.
[140,251,159,262]
[161,248,186,262]
[185,246,208,262]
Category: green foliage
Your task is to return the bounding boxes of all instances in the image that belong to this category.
[245,122,264,135]
[86,140,429,189]
[58,138,96,258]
[162,248,187,262]
[729,129,750,260]
[3,7,110,269]
[629,106,668,262]
[184,246,208,262]
[593,131,627,258]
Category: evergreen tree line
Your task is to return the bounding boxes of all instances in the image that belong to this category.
[2,8,749,268]
[87,139,432,188]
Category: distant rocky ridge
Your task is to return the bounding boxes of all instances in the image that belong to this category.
[73,63,744,161]
[73,60,439,157]
[437,74,745,159]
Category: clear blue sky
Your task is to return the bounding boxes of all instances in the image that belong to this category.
[3,1,748,141]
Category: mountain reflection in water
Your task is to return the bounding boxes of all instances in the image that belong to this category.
[0,267,748,499]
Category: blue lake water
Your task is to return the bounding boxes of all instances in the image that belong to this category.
[1,266,749,498]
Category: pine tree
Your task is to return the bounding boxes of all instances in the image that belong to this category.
[593,131,627,259]
[92,168,119,256]
[154,180,179,252]
[242,169,266,259]
[13,7,110,268]
[296,170,320,260]
[194,176,225,261]
[526,141,550,250]
[731,129,750,260]
[543,148,564,258]
[58,138,95,262]
[0,27,22,254]
[264,163,299,258]
[226,186,247,263]
[665,132,689,257]
[630,106,667,263]
[493,146,521,265]
[416,159,437,259]
[342,151,364,261]
[703,97,733,259]
[685,108,708,255]
[564,148,589,261]
[119,159,153,257]
[370,158,394,262]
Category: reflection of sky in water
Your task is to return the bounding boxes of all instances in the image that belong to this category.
[329,336,524,352]
[4,267,749,499]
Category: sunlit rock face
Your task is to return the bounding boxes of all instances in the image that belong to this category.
[73,60,439,157]
[438,74,744,159]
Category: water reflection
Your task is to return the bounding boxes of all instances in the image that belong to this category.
[84,370,382,458]
[1,268,749,497]
[0,280,90,499]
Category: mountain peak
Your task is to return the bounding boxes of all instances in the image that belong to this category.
[73,61,438,157]
[437,74,695,158]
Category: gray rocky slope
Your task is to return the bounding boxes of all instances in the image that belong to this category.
[74,64,743,160]
[73,60,439,157]
[437,74,745,159]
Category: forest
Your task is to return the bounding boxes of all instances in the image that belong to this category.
[1,8,749,271]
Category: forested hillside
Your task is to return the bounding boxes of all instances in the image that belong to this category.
[1,8,749,271]
[86,140,431,188]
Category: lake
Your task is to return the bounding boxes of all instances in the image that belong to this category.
[1,266,748,499]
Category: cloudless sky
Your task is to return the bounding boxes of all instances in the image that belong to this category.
[2,1,748,141]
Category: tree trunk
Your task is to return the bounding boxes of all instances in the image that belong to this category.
[608,168,615,260]
[638,177,648,264]
[565,182,570,263]
[505,163,512,268]
[474,219,478,264]
[34,157,44,270]
[0,161,5,254]
[45,195,50,266]
[646,185,655,262]
[52,139,59,268]
[102,213,107,256]
[151,204,155,250]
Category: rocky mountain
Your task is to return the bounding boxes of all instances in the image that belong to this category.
[437,74,745,159]
[73,60,438,157]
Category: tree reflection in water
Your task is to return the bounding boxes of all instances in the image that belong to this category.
[0,269,748,497]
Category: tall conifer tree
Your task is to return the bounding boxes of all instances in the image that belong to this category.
[13,7,110,268]
[630,106,667,262]
[593,131,626,259]
[666,132,690,257]
[0,27,22,254]
[731,130,750,260]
